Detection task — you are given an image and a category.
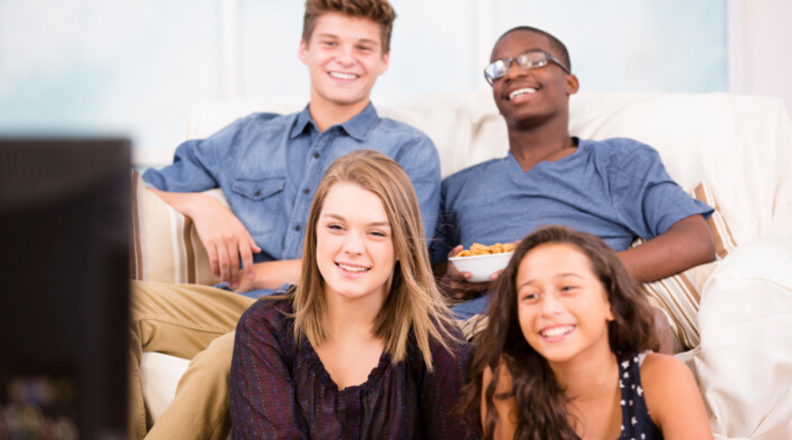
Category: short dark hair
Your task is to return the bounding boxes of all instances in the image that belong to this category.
[303,0,396,54]
[497,26,571,72]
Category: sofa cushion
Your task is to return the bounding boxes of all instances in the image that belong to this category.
[634,181,736,351]
[694,234,792,439]
[131,170,222,285]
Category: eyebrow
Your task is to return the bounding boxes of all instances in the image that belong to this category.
[322,213,390,228]
[517,273,584,290]
[355,38,379,46]
[315,33,379,46]
[494,48,544,61]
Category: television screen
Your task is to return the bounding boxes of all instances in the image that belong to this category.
[0,138,131,440]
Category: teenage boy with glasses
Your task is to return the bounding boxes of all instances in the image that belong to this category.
[435,27,716,350]
[128,1,441,439]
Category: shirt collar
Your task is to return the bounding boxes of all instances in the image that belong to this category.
[338,102,379,141]
[289,102,380,141]
[289,105,317,139]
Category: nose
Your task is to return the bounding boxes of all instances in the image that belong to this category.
[342,231,365,255]
[540,291,565,316]
[334,45,355,66]
[503,59,528,80]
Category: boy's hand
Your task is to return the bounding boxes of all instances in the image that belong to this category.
[440,245,499,300]
[188,195,262,289]
[148,188,261,289]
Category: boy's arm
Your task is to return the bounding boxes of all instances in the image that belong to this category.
[145,116,271,289]
[609,141,716,283]
[149,189,261,290]
[235,259,302,292]
[397,135,442,241]
[436,214,714,297]
[617,214,715,283]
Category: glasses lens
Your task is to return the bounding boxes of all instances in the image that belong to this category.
[485,59,508,82]
[516,51,548,69]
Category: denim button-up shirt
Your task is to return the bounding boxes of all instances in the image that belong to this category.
[143,103,441,263]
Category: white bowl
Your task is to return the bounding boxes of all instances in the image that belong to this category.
[448,252,514,283]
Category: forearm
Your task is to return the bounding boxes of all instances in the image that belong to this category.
[618,215,716,283]
[246,259,302,291]
[148,188,214,218]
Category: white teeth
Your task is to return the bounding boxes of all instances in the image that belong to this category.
[338,263,369,273]
[329,71,357,80]
[540,325,574,338]
[509,87,537,100]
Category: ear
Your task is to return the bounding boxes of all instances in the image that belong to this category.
[299,39,309,66]
[565,73,580,96]
[378,52,390,76]
[606,306,615,322]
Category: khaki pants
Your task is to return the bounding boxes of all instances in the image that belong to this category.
[128,280,256,440]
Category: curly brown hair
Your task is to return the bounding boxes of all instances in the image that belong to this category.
[462,226,659,439]
[303,0,396,54]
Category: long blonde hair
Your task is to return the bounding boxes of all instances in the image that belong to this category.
[292,149,458,370]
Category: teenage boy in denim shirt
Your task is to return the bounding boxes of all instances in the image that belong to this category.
[128,1,440,439]
[143,9,439,295]
[434,27,716,352]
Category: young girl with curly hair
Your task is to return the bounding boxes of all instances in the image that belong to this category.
[464,226,711,440]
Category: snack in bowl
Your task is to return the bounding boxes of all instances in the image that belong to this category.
[449,242,516,283]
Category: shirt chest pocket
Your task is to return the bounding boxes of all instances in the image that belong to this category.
[231,177,286,235]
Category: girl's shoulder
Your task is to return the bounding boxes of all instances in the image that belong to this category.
[236,297,295,338]
[639,352,692,386]
[638,353,713,438]
[638,352,697,408]
[482,357,514,394]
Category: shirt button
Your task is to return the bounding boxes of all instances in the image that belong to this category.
[294,224,301,232]
[254,190,260,196]
[313,152,320,158]
[303,188,310,195]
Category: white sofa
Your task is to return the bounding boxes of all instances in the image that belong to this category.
[139,91,792,439]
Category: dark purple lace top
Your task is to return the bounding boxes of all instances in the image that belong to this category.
[230,298,476,440]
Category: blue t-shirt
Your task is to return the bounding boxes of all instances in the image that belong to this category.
[433,138,713,264]
[143,103,441,264]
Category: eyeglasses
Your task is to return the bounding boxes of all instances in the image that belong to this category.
[484,50,571,85]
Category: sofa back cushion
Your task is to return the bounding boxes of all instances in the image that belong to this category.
[182,91,792,245]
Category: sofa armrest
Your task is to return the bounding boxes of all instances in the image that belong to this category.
[131,170,227,285]
[693,234,792,439]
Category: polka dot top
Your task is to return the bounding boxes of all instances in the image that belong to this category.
[612,352,664,440]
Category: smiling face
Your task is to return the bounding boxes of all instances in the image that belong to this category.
[489,30,578,128]
[300,12,389,113]
[316,182,396,305]
[516,242,614,366]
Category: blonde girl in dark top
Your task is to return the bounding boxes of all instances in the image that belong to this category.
[464,226,711,440]
[230,150,475,439]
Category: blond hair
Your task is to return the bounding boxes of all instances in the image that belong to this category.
[303,0,396,54]
[292,150,458,370]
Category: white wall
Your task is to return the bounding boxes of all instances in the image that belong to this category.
[728,0,792,114]
[0,0,221,158]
